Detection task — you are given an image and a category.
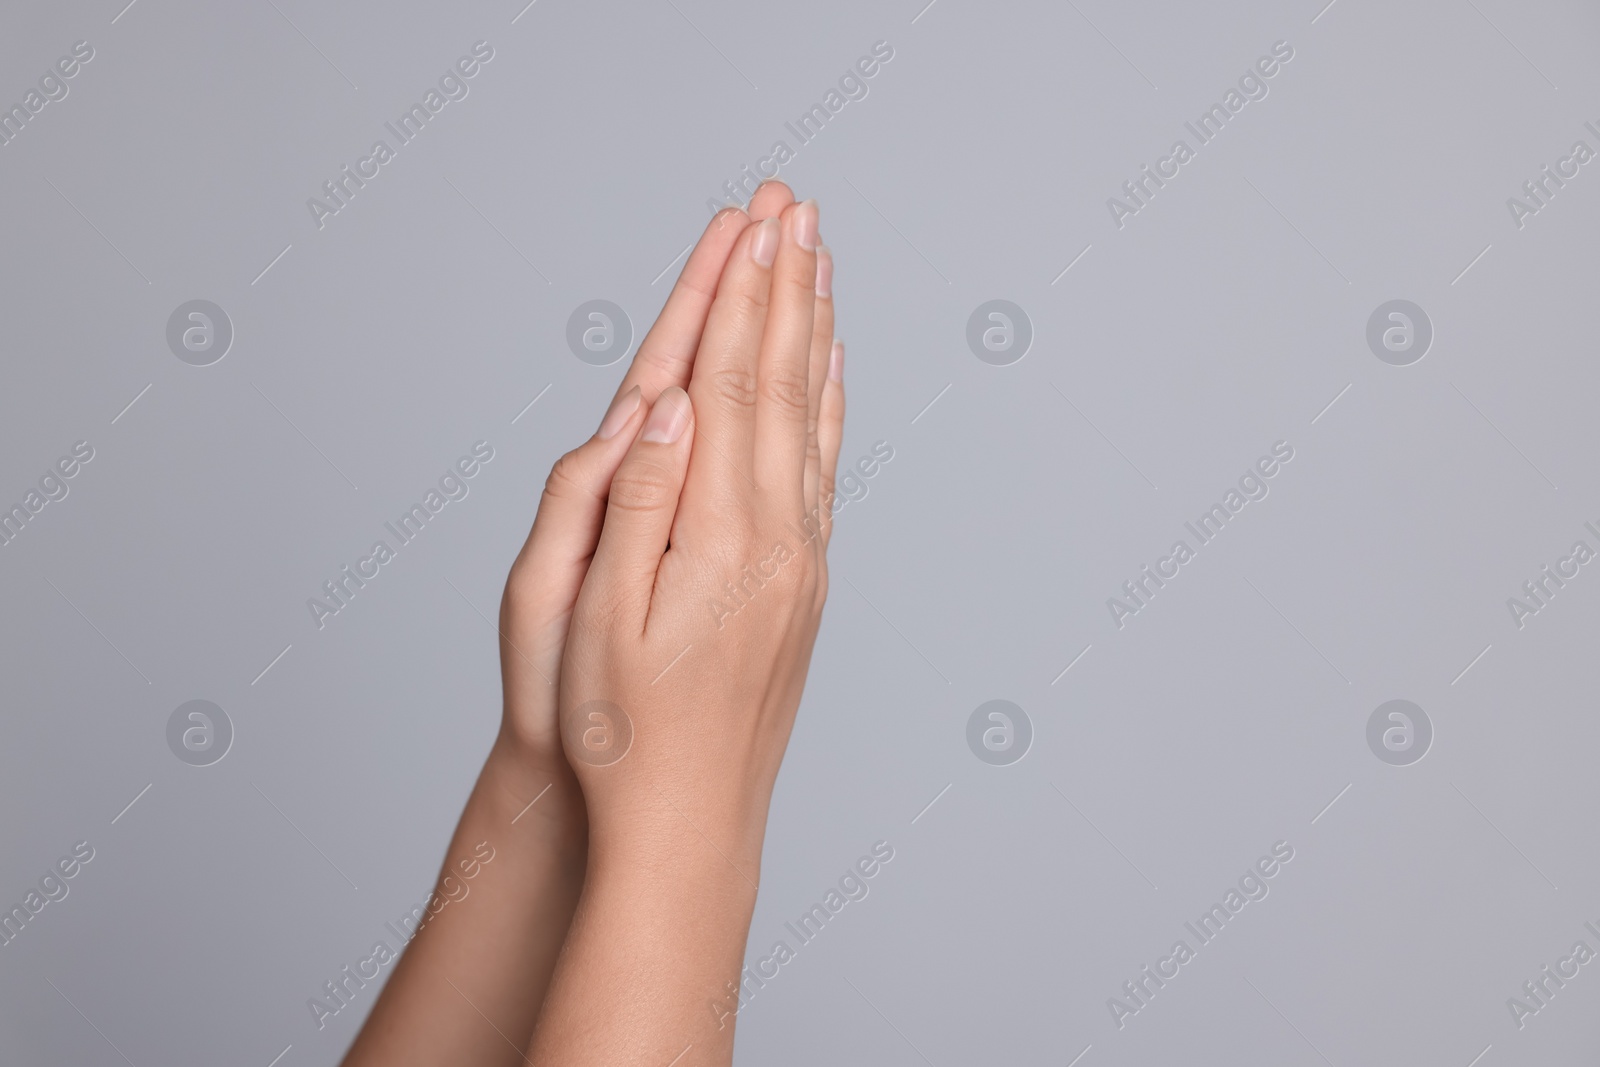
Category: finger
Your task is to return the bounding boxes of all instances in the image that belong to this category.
[583,388,695,627]
[614,207,752,403]
[817,342,845,550]
[802,244,834,523]
[746,179,794,223]
[504,386,649,667]
[754,199,818,501]
[681,216,778,509]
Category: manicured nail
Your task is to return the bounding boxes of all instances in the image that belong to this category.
[642,387,691,444]
[597,385,641,440]
[793,199,819,251]
[828,340,844,382]
[750,217,779,267]
[815,246,833,298]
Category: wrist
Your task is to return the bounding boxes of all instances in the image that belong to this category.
[482,731,587,850]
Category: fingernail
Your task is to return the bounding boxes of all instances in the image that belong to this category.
[793,199,819,251]
[751,217,779,267]
[597,385,642,440]
[828,340,844,382]
[642,387,691,444]
[815,246,833,298]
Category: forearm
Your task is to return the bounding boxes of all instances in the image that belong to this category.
[527,814,763,1067]
[342,732,586,1067]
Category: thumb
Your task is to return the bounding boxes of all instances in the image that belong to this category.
[584,387,695,624]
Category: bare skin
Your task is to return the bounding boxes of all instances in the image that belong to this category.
[528,195,842,1066]
[339,180,839,1067]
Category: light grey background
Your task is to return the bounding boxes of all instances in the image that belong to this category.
[2,0,1598,1063]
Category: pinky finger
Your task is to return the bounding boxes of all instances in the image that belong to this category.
[817,340,845,551]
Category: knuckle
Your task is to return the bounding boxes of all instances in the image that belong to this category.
[707,366,759,410]
[761,367,809,413]
[543,449,590,503]
[727,284,769,318]
[607,460,678,514]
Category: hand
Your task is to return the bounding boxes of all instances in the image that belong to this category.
[529,194,843,1066]
[495,184,803,796]
[558,195,843,865]
[340,183,805,1067]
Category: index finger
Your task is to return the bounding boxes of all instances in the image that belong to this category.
[612,206,754,403]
